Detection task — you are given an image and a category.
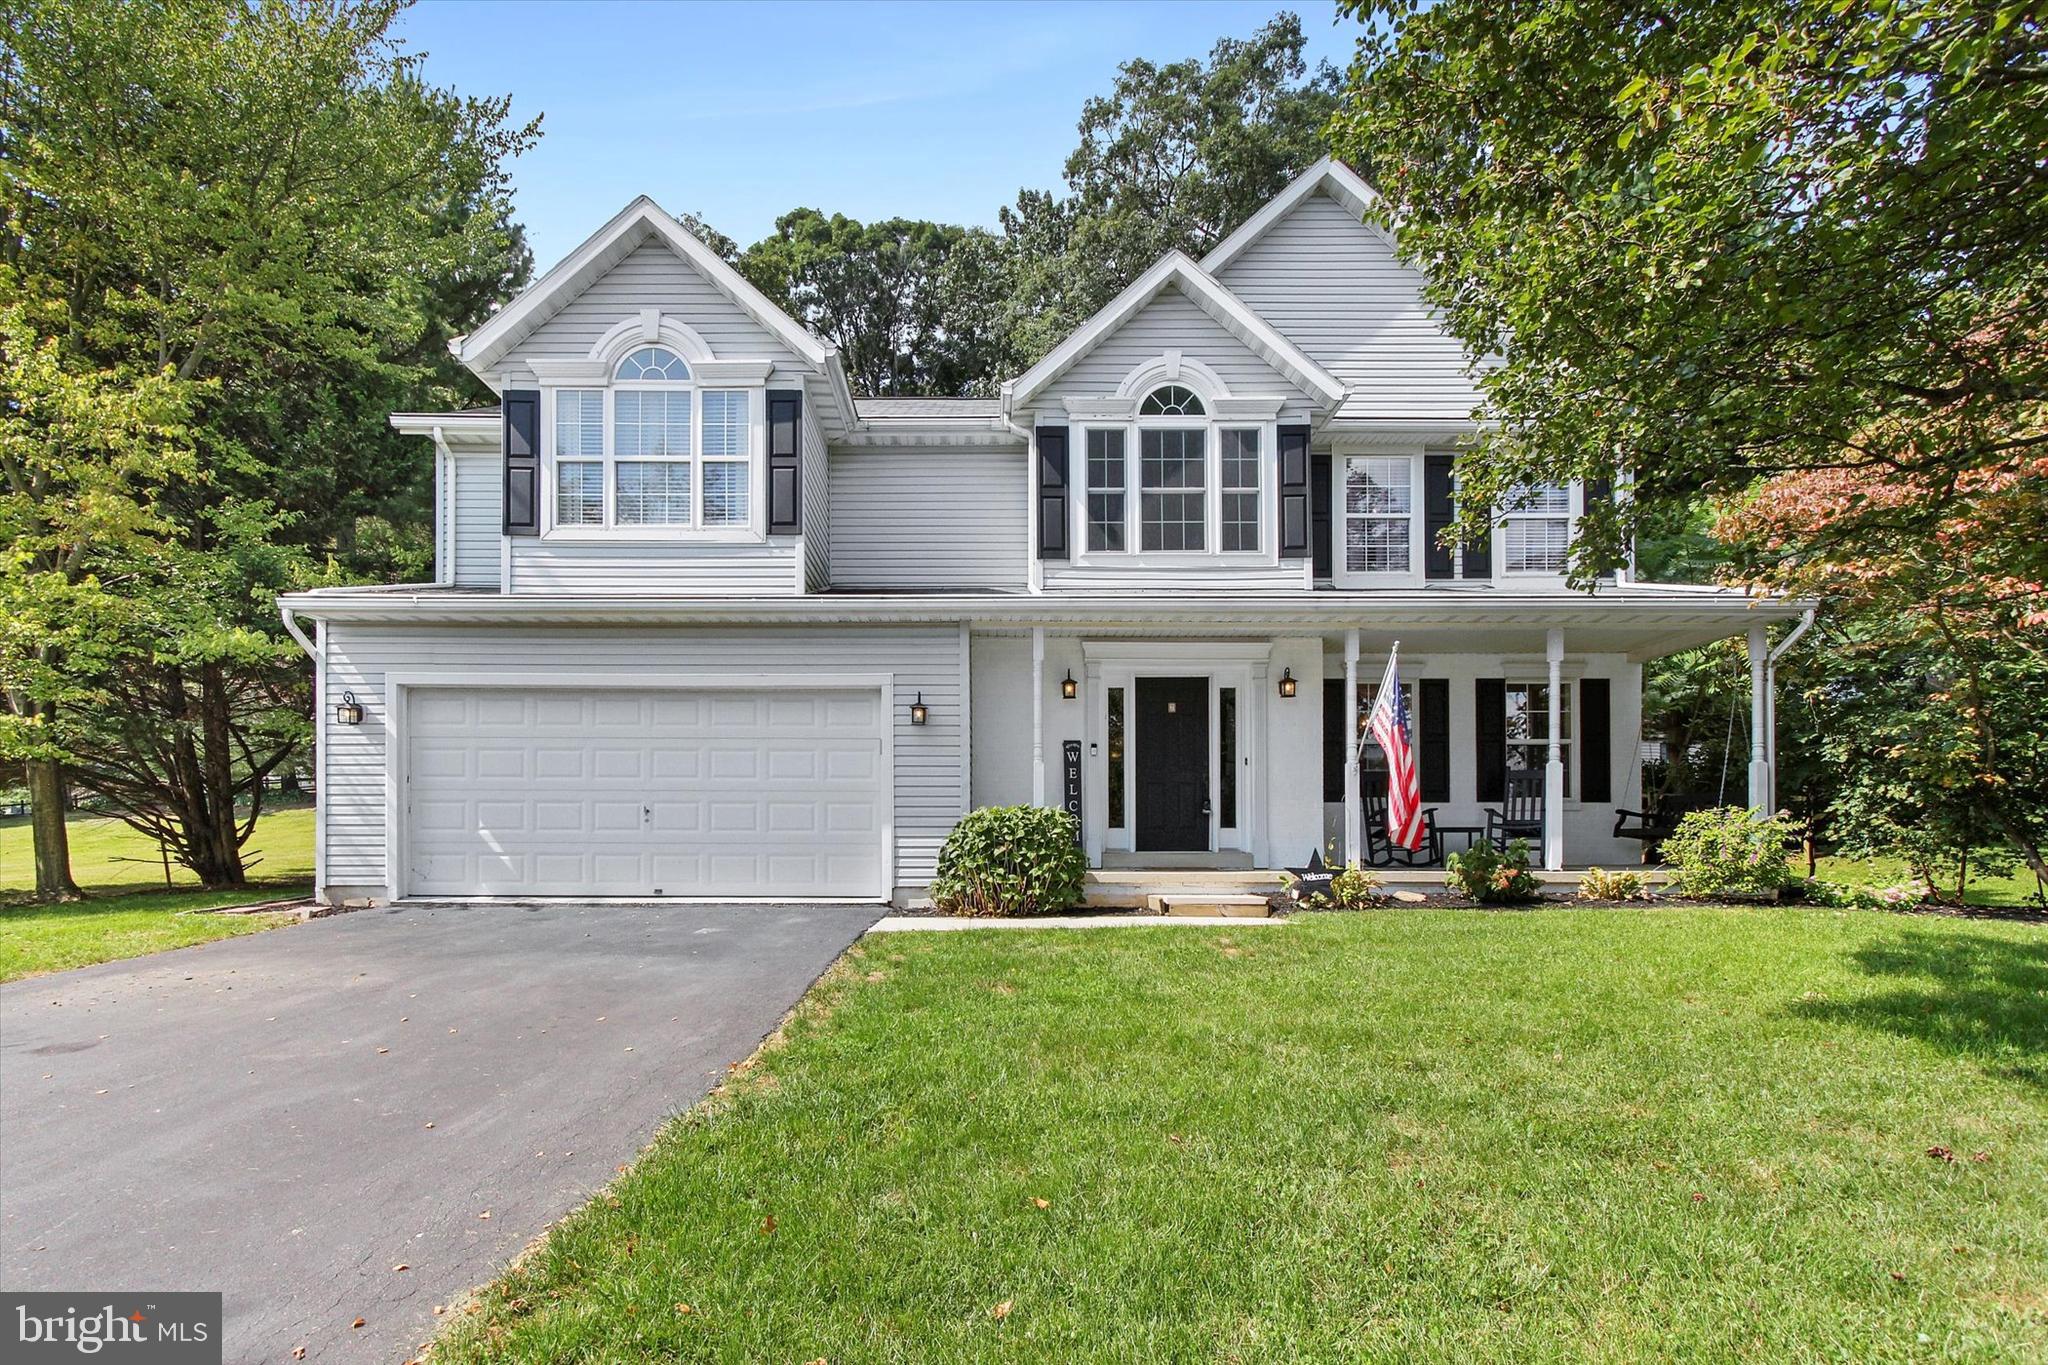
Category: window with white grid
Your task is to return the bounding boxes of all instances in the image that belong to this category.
[1140,427,1206,552]
[546,349,756,533]
[1086,429,1126,552]
[1343,456,1412,573]
[1219,428,1260,552]
[1502,483,1571,573]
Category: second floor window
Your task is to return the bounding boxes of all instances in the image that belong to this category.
[1344,456,1412,573]
[1082,385,1263,557]
[551,346,753,532]
[1502,482,1571,573]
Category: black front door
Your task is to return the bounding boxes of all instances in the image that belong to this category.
[1135,676,1210,851]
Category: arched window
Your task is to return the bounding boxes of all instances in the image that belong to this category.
[1139,384,1205,416]
[552,343,753,532]
[613,346,691,381]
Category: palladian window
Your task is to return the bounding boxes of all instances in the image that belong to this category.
[1083,383,1264,557]
[550,346,753,532]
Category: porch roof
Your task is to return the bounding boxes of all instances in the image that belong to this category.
[279,584,1806,662]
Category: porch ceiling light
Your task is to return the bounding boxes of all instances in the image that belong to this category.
[910,692,928,726]
[1061,669,1078,700]
[333,690,364,726]
[1277,668,1298,699]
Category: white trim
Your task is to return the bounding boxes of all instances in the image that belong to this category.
[1200,157,1397,274]
[587,313,715,367]
[453,197,830,373]
[957,621,972,814]
[1115,353,1232,401]
[381,670,895,903]
[312,618,327,905]
[1002,252,1346,415]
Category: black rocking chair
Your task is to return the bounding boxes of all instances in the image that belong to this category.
[1484,769,1546,852]
[1363,789,1443,867]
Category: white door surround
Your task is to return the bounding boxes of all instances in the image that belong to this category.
[383,671,894,902]
[1079,641,1272,868]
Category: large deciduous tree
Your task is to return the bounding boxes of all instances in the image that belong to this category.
[0,0,535,892]
[1331,0,2048,578]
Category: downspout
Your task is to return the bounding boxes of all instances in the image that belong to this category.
[1763,607,1817,813]
[432,425,453,587]
[1000,406,1042,594]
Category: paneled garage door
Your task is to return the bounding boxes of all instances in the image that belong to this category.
[402,686,886,899]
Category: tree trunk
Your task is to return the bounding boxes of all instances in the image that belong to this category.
[26,754,82,901]
[185,663,246,889]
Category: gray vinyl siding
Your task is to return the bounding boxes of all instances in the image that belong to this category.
[450,455,502,588]
[507,538,798,594]
[802,404,830,591]
[320,622,966,894]
[1215,190,1486,421]
[496,239,809,385]
[828,445,1027,590]
[1037,287,1316,411]
[1040,562,1306,593]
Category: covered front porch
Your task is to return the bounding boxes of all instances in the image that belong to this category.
[965,588,1810,876]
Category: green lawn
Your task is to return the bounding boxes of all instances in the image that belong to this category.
[0,804,315,896]
[1817,853,2043,909]
[0,807,314,981]
[438,908,2048,1363]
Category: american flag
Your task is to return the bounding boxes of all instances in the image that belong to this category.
[1364,646,1424,851]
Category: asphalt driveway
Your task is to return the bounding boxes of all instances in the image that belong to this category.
[0,901,882,1363]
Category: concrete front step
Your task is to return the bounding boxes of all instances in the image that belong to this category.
[1150,893,1273,919]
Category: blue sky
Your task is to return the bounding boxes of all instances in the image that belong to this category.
[391,1,1359,267]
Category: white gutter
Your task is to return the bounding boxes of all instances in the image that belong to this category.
[431,425,454,587]
[279,603,326,903]
[1764,606,1818,811]
[279,604,318,659]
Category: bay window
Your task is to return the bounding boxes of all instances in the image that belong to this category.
[547,346,756,533]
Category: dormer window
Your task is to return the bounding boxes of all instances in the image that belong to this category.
[548,344,755,533]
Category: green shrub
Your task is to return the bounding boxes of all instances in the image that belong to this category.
[1661,807,1798,899]
[931,805,1087,917]
[1797,878,1918,910]
[1578,866,1655,902]
[1285,861,1388,910]
[1445,838,1543,904]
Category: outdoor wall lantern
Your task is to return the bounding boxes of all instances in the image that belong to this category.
[1061,669,1078,700]
[333,690,364,726]
[909,692,928,726]
[1277,668,1298,699]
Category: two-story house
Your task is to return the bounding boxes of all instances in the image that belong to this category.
[278,160,1801,907]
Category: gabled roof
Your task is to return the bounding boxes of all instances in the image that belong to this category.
[451,196,834,377]
[1200,157,1396,275]
[1000,251,1346,415]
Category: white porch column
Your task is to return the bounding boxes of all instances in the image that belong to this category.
[1030,627,1046,807]
[1748,621,1771,813]
[1544,629,1566,871]
[1342,630,1361,866]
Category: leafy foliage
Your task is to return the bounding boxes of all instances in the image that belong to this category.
[0,0,534,888]
[1332,0,2048,583]
[931,806,1088,917]
[1662,808,1799,900]
[1444,838,1543,904]
[1578,867,1655,902]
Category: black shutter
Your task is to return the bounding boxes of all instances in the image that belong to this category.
[1580,676,1612,802]
[502,390,539,536]
[1036,426,1069,560]
[1585,474,1615,581]
[1310,452,1332,579]
[1277,424,1311,559]
[1462,479,1492,579]
[1322,678,1346,803]
[767,389,803,535]
[1420,677,1450,802]
[1475,677,1506,803]
[1423,453,1456,580]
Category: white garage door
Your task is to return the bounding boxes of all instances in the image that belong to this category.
[403,686,886,899]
